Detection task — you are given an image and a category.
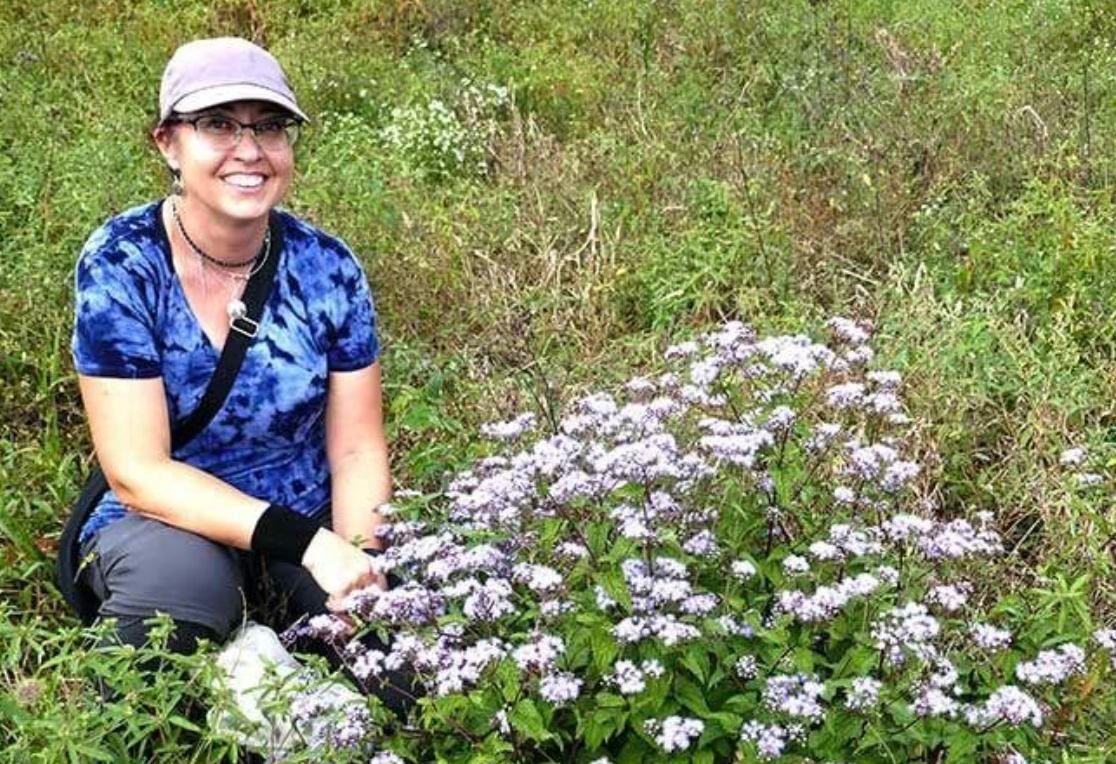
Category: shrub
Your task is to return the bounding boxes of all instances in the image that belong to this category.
[281,319,1116,763]
[378,81,510,181]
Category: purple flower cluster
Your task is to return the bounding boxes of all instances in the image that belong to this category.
[278,318,1111,762]
[608,658,664,695]
[1014,644,1085,686]
[964,686,1044,728]
[763,673,827,720]
[872,602,941,666]
[740,720,805,760]
[645,716,704,752]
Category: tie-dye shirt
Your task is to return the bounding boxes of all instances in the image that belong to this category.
[72,200,380,543]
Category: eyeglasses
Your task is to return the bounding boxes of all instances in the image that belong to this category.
[169,114,301,151]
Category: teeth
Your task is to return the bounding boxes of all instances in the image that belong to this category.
[224,174,265,188]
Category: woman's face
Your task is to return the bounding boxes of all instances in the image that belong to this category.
[155,100,295,225]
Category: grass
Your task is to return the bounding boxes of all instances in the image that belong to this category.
[2,0,1116,758]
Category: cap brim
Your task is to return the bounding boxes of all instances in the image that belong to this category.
[170,83,309,123]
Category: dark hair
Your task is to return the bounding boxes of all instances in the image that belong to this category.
[145,115,180,181]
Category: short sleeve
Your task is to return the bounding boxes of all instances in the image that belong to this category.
[326,244,380,372]
[71,239,162,379]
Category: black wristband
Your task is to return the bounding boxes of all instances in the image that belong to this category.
[250,504,321,564]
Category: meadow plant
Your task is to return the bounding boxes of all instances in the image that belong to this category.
[278,318,1114,761]
[379,81,510,181]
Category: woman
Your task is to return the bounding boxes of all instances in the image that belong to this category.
[71,38,391,672]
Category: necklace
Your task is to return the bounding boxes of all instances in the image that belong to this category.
[170,198,271,337]
[171,198,270,271]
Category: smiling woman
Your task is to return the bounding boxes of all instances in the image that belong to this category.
[60,37,413,711]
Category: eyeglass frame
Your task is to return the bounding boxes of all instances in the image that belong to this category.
[163,111,302,150]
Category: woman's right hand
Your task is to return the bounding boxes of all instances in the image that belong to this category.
[301,528,384,612]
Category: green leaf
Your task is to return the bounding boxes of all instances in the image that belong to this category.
[70,744,115,762]
[595,692,628,708]
[691,750,715,764]
[680,645,711,684]
[675,676,711,715]
[509,699,553,742]
[167,714,201,732]
[617,734,653,764]
[580,707,627,749]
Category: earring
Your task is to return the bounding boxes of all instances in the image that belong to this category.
[170,168,184,196]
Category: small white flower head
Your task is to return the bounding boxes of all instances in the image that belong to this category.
[764,405,796,433]
[735,655,758,679]
[369,753,405,764]
[664,340,699,360]
[965,686,1043,728]
[1093,628,1116,657]
[926,582,971,614]
[911,685,959,718]
[609,660,646,695]
[782,554,810,576]
[844,677,882,711]
[826,382,867,410]
[763,673,826,720]
[826,316,872,345]
[682,529,718,557]
[1015,644,1085,686]
[732,559,758,580]
[718,614,755,637]
[740,720,792,760]
[867,370,902,390]
[480,412,536,441]
[874,565,900,586]
[1075,472,1103,488]
[969,623,1013,652]
[808,540,844,562]
[594,585,618,610]
[538,671,582,705]
[872,602,940,666]
[646,715,704,753]
[1059,447,1087,466]
[512,633,565,672]
[555,541,589,560]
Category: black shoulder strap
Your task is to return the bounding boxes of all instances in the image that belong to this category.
[170,211,283,448]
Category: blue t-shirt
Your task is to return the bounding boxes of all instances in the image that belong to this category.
[72,200,380,543]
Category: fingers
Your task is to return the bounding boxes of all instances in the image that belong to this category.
[324,555,379,613]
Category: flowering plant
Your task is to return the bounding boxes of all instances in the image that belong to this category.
[379,81,510,181]
[287,319,1115,763]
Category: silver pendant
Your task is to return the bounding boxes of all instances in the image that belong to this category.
[227,298,258,338]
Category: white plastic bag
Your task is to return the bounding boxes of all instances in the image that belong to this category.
[207,621,365,761]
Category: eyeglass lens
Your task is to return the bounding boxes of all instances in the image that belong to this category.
[194,116,299,149]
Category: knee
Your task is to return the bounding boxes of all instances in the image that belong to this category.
[93,517,245,639]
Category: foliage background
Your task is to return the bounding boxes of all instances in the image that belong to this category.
[1,0,1115,759]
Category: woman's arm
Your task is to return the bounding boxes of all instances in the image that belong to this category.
[325,361,391,550]
[78,374,269,545]
[79,373,376,609]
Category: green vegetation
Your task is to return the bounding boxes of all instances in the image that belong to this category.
[2,0,1115,760]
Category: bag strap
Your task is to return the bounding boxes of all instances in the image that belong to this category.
[170,210,283,448]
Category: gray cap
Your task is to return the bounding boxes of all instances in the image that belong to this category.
[159,37,308,123]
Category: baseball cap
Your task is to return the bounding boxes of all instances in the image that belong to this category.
[159,37,309,123]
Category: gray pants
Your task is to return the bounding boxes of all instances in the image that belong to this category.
[79,513,419,714]
[79,512,329,639]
